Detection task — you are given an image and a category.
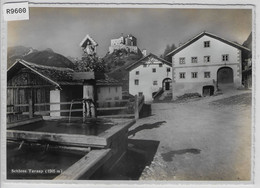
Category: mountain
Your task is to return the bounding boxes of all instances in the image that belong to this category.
[7,46,38,67]
[102,49,143,92]
[7,46,74,69]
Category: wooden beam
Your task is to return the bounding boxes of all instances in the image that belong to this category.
[134,95,139,119]
[7,130,108,148]
[22,109,83,115]
[7,117,43,129]
[97,99,129,103]
[97,107,128,111]
[7,85,53,89]
[54,149,112,180]
[98,114,134,118]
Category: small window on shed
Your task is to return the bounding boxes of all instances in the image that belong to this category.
[152,68,156,73]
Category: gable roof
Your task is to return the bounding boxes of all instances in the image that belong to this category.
[80,34,98,48]
[166,31,251,57]
[7,59,79,89]
[125,53,172,71]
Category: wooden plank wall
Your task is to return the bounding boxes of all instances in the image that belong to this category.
[7,69,52,122]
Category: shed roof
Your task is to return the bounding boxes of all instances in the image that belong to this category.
[166,31,251,57]
[125,53,172,71]
[8,59,80,89]
[8,59,122,88]
[96,74,122,86]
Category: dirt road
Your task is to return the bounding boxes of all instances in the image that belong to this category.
[128,90,252,180]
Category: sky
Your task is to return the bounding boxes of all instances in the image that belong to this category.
[8,7,252,58]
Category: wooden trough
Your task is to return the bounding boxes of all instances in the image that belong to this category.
[7,119,135,180]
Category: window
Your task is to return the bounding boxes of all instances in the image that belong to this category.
[136,71,139,75]
[191,57,198,63]
[222,54,229,61]
[167,67,171,72]
[179,72,185,79]
[134,79,139,85]
[152,68,156,73]
[191,72,198,78]
[138,92,143,97]
[204,72,211,78]
[204,41,210,48]
[116,87,118,92]
[179,57,185,64]
[153,81,158,85]
[143,64,147,67]
[97,88,101,94]
[108,87,111,93]
[159,63,163,67]
[204,56,210,63]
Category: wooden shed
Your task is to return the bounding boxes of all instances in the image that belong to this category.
[7,60,84,119]
[7,59,123,122]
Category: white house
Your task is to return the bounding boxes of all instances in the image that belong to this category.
[166,31,251,99]
[126,53,172,102]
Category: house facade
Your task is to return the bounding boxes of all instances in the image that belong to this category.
[126,53,172,102]
[166,32,251,99]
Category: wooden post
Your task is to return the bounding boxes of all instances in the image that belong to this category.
[134,95,139,120]
[28,98,34,118]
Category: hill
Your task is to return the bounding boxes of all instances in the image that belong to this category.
[7,46,74,69]
[102,49,143,92]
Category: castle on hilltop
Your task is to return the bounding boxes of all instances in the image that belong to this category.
[109,34,139,54]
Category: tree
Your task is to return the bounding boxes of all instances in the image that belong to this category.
[161,43,176,62]
[73,54,106,72]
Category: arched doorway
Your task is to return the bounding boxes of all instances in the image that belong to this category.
[162,78,172,91]
[202,85,214,97]
[217,67,234,84]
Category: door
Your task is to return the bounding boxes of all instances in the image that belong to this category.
[165,82,170,90]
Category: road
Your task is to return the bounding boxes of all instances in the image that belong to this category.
[128,90,252,180]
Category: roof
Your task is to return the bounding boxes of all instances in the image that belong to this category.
[80,34,98,48]
[166,31,251,57]
[7,59,79,89]
[125,53,172,71]
[8,59,122,88]
[96,74,122,86]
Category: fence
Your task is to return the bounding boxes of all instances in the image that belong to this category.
[7,95,145,123]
